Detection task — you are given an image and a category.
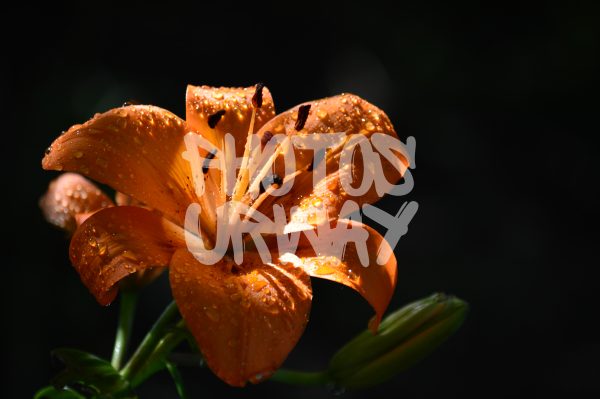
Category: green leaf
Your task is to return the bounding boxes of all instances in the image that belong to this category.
[34,385,85,399]
[50,348,137,398]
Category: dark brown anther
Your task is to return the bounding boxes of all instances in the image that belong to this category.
[202,150,217,174]
[306,157,314,172]
[295,104,311,131]
[259,174,283,194]
[252,82,265,108]
[123,100,140,106]
[208,110,226,129]
[261,131,273,149]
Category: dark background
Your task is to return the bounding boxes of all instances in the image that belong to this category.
[3,2,599,398]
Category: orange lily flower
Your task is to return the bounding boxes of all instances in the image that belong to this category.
[41,85,404,386]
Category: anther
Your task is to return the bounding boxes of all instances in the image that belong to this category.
[252,83,265,109]
[203,150,217,174]
[295,104,311,131]
[208,110,226,128]
[259,174,283,194]
[260,131,273,149]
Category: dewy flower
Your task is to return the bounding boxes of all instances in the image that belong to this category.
[41,84,407,386]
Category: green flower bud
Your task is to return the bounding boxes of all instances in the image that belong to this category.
[328,293,468,389]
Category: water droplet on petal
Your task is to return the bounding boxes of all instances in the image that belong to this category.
[253,280,268,292]
[314,265,335,275]
[205,307,220,322]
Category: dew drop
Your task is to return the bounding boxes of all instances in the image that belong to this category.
[205,307,221,322]
[314,265,335,275]
[96,158,108,168]
[253,280,268,292]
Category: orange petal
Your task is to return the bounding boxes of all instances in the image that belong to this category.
[40,173,113,233]
[115,191,146,207]
[70,206,185,305]
[253,93,407,225]
[284,220,397,331]
[186,85,276,156]
[169,248,312,386]
[42,105,205,228]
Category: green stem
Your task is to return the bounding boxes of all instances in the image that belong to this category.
[120,301,180,381]
[129,320,188,387]
[165,361,189,399]
[270,369,331,386]
[111,289,138,370]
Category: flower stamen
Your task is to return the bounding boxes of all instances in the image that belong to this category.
[295,104,311,131]
[208,110,226,128]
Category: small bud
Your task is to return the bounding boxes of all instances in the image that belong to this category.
[328,293,468,389]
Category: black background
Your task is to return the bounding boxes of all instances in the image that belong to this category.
[3,2,599,398]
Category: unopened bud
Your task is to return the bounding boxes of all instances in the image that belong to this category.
[329,293,468,389]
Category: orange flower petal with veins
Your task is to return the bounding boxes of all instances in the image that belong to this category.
[290,220,397,331]
[252,94,407,225]
[42,105,213,231]
[70,206,184,304]
[40,173,113,233]
[170,248,312,386]
[186,85,276,156]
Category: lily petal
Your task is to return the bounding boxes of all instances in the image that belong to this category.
[40,173,113,233]
[70,206,185,305]
[253,94,407,225]
[169,248,312,386]
[115,191,146,207]
[283,220,397,331]
[186,85,276,156]
[42,105,203,228]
